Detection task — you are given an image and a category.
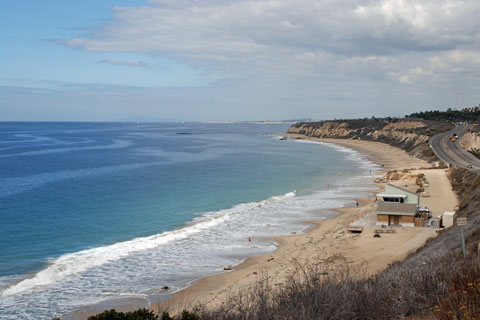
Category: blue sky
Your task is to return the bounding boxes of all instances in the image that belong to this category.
[2,0,480,121]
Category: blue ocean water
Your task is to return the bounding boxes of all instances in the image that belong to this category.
[0,122,378,319]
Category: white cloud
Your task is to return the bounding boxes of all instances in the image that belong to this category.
[98,59,151,68]
[60,0,480,84]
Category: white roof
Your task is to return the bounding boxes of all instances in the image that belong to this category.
[443,212,456,216]
[377,193,407,198]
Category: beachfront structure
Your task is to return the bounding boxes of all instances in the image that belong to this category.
[376,203,417,227]
[376,184,419,227]
[376,184,419,205]
[442,212,456,228]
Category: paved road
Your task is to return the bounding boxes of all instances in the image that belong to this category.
[429,124,480,172]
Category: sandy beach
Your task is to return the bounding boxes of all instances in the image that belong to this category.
[152,136,457,315]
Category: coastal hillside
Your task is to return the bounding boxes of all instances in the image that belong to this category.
[287,118,452,162]
[459,125,480,159]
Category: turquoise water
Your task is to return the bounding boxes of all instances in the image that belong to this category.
[0,122,377,319]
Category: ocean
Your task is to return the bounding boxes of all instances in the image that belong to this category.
[0,122,378,319]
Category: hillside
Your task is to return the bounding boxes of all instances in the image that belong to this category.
[288,118,453,162]
[459,125,480,159]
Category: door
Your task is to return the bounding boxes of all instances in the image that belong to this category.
[394,216,400,225]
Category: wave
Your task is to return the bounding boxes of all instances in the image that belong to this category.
[0,161,163,198]
[1,191,297,297]
[0,138,95,151]
[0,140,131,158]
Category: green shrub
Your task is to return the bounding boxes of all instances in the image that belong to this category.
[85,309,199,320]
[88,308,157,320]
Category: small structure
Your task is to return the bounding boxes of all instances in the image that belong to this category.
[442,212,456,228]
[376,202,417,227]
[428,218,440,228]
[348,226,364,233]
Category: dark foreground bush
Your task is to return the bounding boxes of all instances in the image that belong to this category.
[433,257,480,319]
[87,308,158,320]
[84,308,199,320]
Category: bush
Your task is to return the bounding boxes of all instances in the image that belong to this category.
[84,308,199,320]
[88,308,157,320]
[161,311,199,320]
[433,257,480,319]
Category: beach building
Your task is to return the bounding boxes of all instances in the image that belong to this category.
[376,184,419,205]
[376,202,417,227]
[376,184,419,227]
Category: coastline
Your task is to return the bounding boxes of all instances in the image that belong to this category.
[150,136,439,315]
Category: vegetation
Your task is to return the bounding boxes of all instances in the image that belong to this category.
[82,309,199,320]
[406,106,480,123]
[87,309,158,320]
[433,260,480,319]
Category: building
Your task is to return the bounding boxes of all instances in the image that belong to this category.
[376,184,419,227]
[376,184,419,205]
[376,202,417,227]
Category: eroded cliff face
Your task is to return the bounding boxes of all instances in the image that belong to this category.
[288,119,444,162]
[459,131,480,156]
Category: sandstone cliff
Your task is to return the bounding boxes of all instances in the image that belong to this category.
[288,119,452,162]
[459,129,480,158]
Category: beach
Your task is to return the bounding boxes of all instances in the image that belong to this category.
[153,136,457,315]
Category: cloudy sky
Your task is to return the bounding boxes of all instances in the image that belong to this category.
[1,0,480,121]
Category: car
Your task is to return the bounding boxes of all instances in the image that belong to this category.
[467,165,473,169]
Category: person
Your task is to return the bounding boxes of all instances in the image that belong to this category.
[356,202,359,207]
[248,237,251,242]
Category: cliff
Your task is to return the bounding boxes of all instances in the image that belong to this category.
[288,118,453,162]
[459,127,480,159]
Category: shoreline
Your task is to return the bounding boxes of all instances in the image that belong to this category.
[150,136,436,314]
[154,193,379,314]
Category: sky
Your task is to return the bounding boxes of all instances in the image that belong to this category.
[1,0,480,122]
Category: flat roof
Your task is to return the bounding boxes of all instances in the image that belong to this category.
[386,183,418,196]
[377,193,407,198]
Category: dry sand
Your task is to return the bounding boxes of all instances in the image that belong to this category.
[153,137,456,315]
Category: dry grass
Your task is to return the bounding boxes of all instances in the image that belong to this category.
[175,251,479,320]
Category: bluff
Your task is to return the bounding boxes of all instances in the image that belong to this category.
[459,127,480,159]
[288,118,452,163]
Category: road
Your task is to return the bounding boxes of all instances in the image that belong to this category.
[429,124,480,172]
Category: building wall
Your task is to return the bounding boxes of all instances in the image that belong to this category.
[376,213,415,227]
[385,184,419,205]
[400,215,415,227]
[377,214,388,223]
